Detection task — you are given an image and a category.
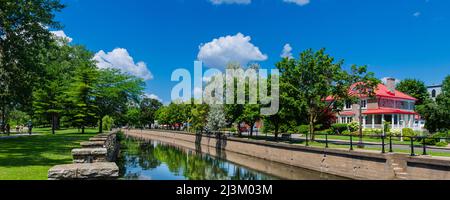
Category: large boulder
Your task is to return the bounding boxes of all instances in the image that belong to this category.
[48,162,119,180]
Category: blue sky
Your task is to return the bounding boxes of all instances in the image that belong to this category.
[54,0,450,103]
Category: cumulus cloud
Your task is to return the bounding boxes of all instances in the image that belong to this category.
[93,48,153,81]
[281,43,293,58]
[145,93,162,102]
[50,30,73,43]
[209,0,251,5]
[197,33,268,68]
[413,12,421,17]
[283,0,310,6]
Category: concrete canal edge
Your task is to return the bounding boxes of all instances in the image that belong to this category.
[124,129,450,180]
[48,131,120,180]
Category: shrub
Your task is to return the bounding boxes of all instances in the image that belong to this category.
[101,115,114,132]
[331,123,348,135]
[230,127,237,134]
[402,128,416,141]
[348,122,360,132]
[363,128,383,135]
[388,129,402,137]
[297,125,310,135]
[436,141,449,147]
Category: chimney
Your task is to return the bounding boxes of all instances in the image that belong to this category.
[386,78,396,94]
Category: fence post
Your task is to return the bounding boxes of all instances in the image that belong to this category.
[381,135,385,154]
[325,133,329,148]
[350,135,354,151]
[422,136,427,156]
[410,137,415,156]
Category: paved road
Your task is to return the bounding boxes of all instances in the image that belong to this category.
[238,132,450,155]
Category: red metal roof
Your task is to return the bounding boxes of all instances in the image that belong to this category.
[374,84,417,101]
[363,109,417,115]
[326,83,417,101]
[338,111,356,116]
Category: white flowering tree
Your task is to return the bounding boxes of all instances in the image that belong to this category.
[206,104,227,133]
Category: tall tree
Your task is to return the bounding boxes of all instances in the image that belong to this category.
[206,104,227,133]
[140,98,163,129]
[0,0,64,132]
[417,75,450,132]
[95,68,144,133]
[33,42,79,134]
[345,65,380,148]
[397,79,430,106]
[276,48,347,141]
[65,49,99,134]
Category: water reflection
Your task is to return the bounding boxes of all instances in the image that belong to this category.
[117,138,278,180]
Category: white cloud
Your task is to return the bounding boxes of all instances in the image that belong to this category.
[145,93,162,102]
[281,43,293,58]
[209,0,251,5]
[93,48,153,81]
[413,12,421,17]
[197,33,268,68]
[283,0,310,6]
[51,30,73,43]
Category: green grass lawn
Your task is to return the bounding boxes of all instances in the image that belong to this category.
[0,128,98,180]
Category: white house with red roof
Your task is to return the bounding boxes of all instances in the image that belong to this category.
[329,78,420,130]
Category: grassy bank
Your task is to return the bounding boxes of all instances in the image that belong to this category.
[0,128,97,180]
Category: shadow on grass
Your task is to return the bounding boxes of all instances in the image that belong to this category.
[0,130,97,168]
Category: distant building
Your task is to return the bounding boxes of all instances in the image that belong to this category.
[327,78,421,130]
[427,85,442,101]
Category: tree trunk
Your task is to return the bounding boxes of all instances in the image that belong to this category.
[250,123,254,137]
[99,117,103,133]
[51,113,56,135]
[82,126,85,134]
[237,124,242,137]
[274,123,279,141]
[358,101,364,148]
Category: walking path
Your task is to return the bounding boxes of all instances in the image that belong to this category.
[0,133,41,140]
[239,132,450,154]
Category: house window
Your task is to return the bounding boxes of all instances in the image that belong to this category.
[432,89,437,98]
[345,101,352,110]
[341,117,353,123]
[361,100,367,109]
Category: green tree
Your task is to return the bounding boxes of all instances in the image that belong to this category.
[66,52,99,134]
[0,0,64,132]
[95,68,144,133]
[126,107,141,128]
[238,104,261,136]
[397,79,430,106]
[345,65,380,148]
[191,103,209,133]
[33,43,80,134]
[418,75,450,132]
[140,98,163,128]
[276,48,347,141]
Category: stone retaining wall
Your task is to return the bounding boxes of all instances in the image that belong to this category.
[48,131,120,180]
[124,129,450,180]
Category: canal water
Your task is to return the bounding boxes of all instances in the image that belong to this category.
[117,137,346,180]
